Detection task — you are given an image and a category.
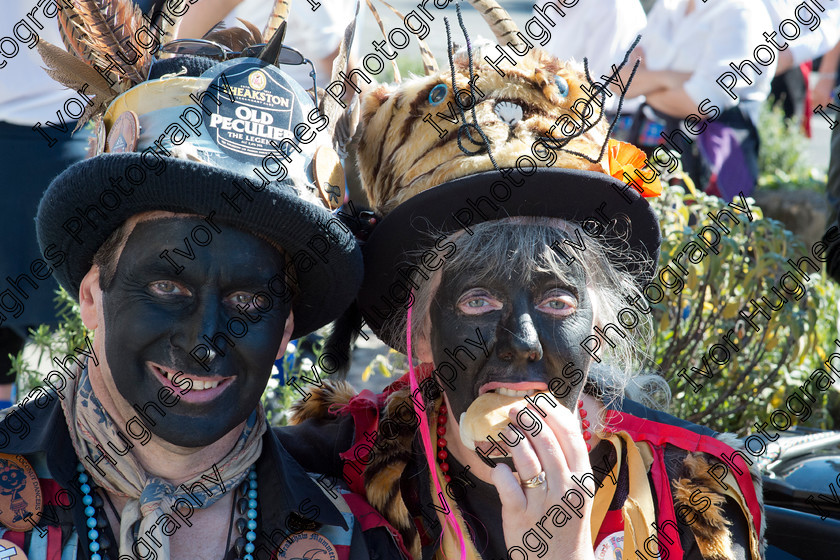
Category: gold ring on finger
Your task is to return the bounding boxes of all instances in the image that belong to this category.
[520,471,546,489]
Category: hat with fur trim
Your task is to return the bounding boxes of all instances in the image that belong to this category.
[35,6,361,338]
[354,0,663,349]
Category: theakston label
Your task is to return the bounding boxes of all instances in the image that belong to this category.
[203,60,309,161]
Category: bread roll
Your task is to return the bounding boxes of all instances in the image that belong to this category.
[458,392,530,451]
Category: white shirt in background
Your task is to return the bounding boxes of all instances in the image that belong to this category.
[761,0,840,66]
[532,0,646,112]
[641,0,776,111]
[224,0,362,90]
[0,4,72,126]
[533,0,647,80]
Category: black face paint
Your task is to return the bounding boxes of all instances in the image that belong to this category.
[101,218,290,447]
[429,253,594,458]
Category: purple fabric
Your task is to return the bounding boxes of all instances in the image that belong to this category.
[697,121,756,201]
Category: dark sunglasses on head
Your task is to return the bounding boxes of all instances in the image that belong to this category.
[152,39,319,106]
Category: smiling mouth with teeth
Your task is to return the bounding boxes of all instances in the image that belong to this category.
[148,363,231,396]
[478,381,549,399]
[491,387,542,398]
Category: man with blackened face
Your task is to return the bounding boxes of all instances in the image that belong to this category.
[0,41,399,560]
[69,211,297,555]
[81,213,293,449]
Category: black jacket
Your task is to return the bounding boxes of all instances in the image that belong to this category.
[0,397,401,560]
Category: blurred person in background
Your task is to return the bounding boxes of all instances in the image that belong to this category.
[812,37,840,110]
[177,0,361,91]
[532,0,647,128]
[532,0,646,84]
[0,1,95,409]
[620,0,774,201]
[761,0,840,132]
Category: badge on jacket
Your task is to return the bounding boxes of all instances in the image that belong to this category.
[276,530,338,559]
[594,531,623,560]
[0,538,27,559]
[0,454,42,532]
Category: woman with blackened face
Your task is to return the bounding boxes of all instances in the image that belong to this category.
[408,218,618,560]
[301,1,766,552]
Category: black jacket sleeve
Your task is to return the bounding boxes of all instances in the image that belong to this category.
[273,413,356,480]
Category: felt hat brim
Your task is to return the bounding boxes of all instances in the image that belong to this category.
[37,152,362,339]
[357,167,661,351]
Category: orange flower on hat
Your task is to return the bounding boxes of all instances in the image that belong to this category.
[607,139,662,198]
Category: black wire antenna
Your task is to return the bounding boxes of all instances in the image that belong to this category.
[444,0,501,171]
[540,35,642,164]
[442,0,643,168]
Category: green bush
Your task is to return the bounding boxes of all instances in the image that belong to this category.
[757,100,826,192]
[648,187,840,434]
[263,332,330,426]
[10,288,90,398]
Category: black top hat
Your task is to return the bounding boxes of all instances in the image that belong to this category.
[351,22,662,350]
[37,55,360,338]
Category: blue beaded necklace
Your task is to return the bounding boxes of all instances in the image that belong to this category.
[77,463,258,560]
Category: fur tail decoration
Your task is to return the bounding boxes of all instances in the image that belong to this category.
[289,379,358,424]
[673,453,736,560]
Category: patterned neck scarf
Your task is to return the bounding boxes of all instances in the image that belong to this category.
[60,366,266,560]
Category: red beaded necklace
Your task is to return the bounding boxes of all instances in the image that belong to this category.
[435,399,593,473]
[579,399,593,452]
[436,403,452,482]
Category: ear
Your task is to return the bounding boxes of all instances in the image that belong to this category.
[274,310,295,361]
[79,266,102,331]
[413,321,434,364]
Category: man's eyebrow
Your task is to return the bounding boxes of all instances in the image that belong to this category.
[130,258,188,277]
